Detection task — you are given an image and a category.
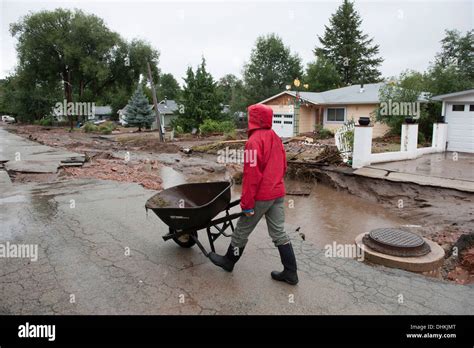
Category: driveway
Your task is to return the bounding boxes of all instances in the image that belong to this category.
[355,152,474,192]
[369,152,474,182]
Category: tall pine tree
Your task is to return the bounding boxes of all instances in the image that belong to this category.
[315,0,383,85]
[124,86,154,131]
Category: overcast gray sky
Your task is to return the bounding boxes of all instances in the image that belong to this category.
[0,0,472,83]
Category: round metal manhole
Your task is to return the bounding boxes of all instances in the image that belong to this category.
[369,228,424,248]
[362,228,431,257]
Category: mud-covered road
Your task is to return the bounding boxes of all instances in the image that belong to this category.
[1,179,473,315]
[1,126,473,314]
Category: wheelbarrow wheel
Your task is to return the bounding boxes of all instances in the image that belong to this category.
[172,230,197,248]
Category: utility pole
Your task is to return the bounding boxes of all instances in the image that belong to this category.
[147,61,164,142]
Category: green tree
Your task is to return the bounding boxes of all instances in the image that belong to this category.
[315,0,383,85]
[304,56,342,92]
[8,9,160,125]
[176,58,223,131]
[217,74,247,114]
[243,33,303,105]
[376,78,430,138]
[425,30,474,96]
[435,29,473,81]
[156,73,180,101]
[124,86,154,131]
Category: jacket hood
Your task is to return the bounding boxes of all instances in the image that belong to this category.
[247,104,273,134]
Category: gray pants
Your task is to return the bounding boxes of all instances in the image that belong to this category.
[231,197,290,248]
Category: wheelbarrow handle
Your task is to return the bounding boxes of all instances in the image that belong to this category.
[210,211,244,226]
[227,199,241,209]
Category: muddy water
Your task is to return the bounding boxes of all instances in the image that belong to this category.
[283,182,408,247]
[159,165,408,248]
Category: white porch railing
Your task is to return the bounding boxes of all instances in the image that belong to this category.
[352,123,448,169]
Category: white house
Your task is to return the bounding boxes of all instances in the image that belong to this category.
[432,89,474,153]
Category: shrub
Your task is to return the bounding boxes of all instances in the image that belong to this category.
[344,129,354,151]
[102,121,117,131]
[314,124,333,139]
[38,116,53,127]
[224,130,237,140]
[200,119,236,135]
[99,125,112,134]
[83,122,98,133]
[174,125,184,135]
[417,131,426,145]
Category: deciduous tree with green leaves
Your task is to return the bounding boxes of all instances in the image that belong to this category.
[7,9,159,125]
[315,0,383,85]
[156,73,181,101]
[304,56,342,92]
[425,30,474,96]
[243,33,303,105]
[217,74,247,114]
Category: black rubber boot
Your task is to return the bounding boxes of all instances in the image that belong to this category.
[271,243,299,285]
[209,244,244,272]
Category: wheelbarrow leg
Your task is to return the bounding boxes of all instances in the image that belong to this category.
[206,227,216,253]
[190,234,209,257]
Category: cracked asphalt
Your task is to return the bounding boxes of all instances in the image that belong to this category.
[1,177,473,315]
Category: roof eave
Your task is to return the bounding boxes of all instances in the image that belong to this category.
[258,91,321,106]
[432,89,474,101]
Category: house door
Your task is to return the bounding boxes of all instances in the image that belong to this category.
[272,113,294,137]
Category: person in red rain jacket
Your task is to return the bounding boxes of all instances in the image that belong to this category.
[209,104,298,285]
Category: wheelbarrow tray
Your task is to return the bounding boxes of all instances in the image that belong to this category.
[145,181,231,231]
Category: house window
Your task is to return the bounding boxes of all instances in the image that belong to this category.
[452,104,465,111]
[326,107,345,122]
[469,105,474,112]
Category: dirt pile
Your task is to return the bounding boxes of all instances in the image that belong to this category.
[438,233,474,285]
[116,134,180,153]
[192,140,246,154]
[61,157,163,190]
[7,125,181,154]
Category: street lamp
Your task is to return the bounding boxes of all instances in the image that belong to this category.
[286,78,309,136]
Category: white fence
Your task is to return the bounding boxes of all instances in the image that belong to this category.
[352,123,448,169]
[335,120,355,163]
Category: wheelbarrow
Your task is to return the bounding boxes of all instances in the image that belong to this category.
[145,181,244,256]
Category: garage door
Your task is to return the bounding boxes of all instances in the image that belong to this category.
[272,114,294,137]
[446,103,474,153]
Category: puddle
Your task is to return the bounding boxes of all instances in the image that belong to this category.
[157,165,407,248]
[231,180,408,248]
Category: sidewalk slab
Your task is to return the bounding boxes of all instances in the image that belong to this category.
[353,167,389,179]
[386,172,474,192]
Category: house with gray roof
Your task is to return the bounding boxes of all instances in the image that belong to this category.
[118,99,179,129]
[259,83,426,138]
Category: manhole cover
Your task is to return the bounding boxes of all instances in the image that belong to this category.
[362,228,431,257]
[369,228,424,248]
